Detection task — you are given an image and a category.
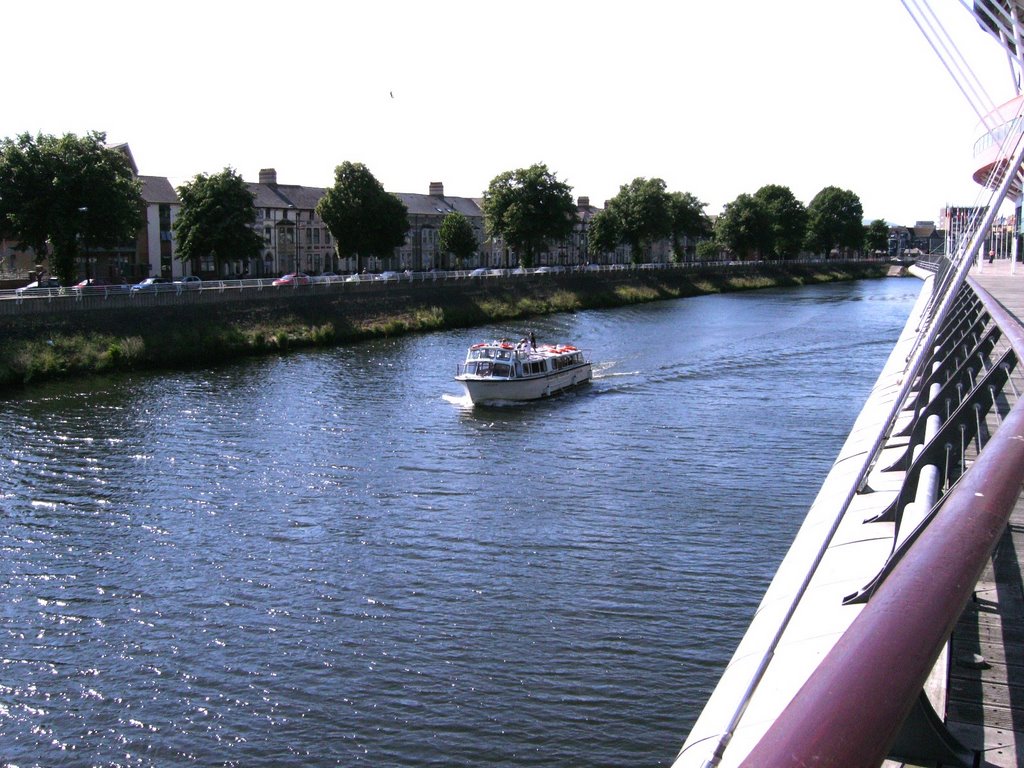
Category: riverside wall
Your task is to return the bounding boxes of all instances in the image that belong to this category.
[0,262,891,343]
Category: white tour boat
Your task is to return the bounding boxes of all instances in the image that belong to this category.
[455,337,593,404]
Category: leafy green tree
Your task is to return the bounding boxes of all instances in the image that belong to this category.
[805,186,864,258]
[174,167,262,276]
[482,163,575,268]
[438,211,478,269]
[864,219,890,255]
[753,184,807,260]
[587,208,622,258]
[696,239,722,261]
[715,193,772,260]
[601,177,674,263]
[668,190,711,262]
[316,161,409,273]
[0,131,143,284]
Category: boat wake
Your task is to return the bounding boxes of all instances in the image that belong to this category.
[592,364,637,380]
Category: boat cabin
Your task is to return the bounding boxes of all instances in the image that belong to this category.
[459,340,585,380]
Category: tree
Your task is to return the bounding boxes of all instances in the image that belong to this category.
[0,131,143,285]
[696,239,722,261]
[482,163,575,268]
[173,167,262,276]
[438,211,477,269]
[599,177,674,263]
[753,184,807,260]
[805,186,864,258]
[588,208,622,258]
[668,190,711,262]
[316,161,408,274]
[715,193,772,260]
[864,219,890,256]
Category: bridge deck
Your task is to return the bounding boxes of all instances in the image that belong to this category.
[942,259,1024,768]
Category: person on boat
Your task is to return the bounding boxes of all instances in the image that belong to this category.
[530,331,536,349]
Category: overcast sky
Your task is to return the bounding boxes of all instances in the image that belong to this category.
[3,0,1015,225]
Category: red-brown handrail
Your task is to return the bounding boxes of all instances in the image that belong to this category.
[738,284,1024,767]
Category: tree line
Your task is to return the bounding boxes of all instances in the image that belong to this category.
[0,131,892,284]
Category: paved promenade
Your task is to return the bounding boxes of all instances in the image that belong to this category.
[942,258,1024,767]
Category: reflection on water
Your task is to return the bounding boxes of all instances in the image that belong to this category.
[0,278,921,766]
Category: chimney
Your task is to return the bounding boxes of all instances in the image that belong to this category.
[429,181,444,197]
[259,168,278,185]
[577,196,590,209]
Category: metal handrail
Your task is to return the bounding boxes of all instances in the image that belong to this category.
[735,282,1024,767]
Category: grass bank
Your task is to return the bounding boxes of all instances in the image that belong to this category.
[0,261,895,390]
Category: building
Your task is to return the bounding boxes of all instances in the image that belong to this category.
[394,182,484,271]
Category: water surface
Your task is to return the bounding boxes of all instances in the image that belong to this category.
[0,277,921,766]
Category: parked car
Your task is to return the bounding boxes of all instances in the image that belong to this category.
[15,277,62,295]
[469,268,490,277]
[131,277,174,293]
[272,272,311,287]
[74,278,129,293]
[534,266,553,274]
[312,271,341,284]
[377,271,399,281]
[175,275,202,290]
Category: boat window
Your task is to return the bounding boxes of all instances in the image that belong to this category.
[465,361,478,374]
[493,363,511,377]
[477,362,492,376]
[497,350,511,360]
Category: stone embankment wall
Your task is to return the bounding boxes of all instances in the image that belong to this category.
[0,262,891,344]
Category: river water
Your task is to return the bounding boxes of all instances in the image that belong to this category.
[0,276,921,767]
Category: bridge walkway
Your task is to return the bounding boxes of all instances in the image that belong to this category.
[939,258,1024,768]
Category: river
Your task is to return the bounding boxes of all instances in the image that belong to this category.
[0,276,921,767]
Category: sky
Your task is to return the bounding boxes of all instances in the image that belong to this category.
[2,0,1017,225]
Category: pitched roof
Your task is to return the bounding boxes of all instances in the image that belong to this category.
[138,175,178,204]
[246,182,328,211]
[395,192,483,218]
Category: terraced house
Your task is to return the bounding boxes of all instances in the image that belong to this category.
[2,145,642,282]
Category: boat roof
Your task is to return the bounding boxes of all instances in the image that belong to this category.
[469,339,582,359]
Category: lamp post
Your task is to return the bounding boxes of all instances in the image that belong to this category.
[78,206,89,281]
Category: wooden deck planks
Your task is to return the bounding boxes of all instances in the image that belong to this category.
[942,259,1024,767]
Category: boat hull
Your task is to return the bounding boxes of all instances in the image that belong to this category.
[456,363,592,404]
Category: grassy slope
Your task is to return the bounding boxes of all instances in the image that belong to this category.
[0,262,893,390]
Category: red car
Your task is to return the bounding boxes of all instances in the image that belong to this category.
[74,278,129,293]
[272,272,311,287]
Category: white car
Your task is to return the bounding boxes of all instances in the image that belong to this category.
[15,277,62,295]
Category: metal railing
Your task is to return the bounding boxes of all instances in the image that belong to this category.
[0,258,889,315]
[732,266,1024,767]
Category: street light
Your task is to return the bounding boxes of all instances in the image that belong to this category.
[78,206,89,281]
